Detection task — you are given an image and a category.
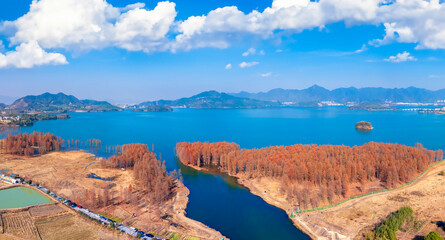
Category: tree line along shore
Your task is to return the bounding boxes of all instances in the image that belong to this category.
[175,141,445,239]
[176,141,443,211]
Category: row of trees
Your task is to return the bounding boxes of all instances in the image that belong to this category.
[176,141,443,209]
[102,143,180,204]
[2,132,62,156]
[0,132,102,156]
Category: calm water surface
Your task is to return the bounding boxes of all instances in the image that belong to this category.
[0,187,52,209]
[18,108,445,240]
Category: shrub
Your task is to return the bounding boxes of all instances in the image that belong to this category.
[372,207,414,240]
[425,231,443,240]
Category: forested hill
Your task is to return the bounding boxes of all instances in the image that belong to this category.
[230,85,445,104]
[138,91,279,109]
[7,92,121,113]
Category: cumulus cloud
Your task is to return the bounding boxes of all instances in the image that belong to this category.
[239,61,259,68]
[2,0,445,68]
[9,0,176,52]
[384,51,417,63]
[260,72,272,77]
[225,63,232,69]
[0,41,67,68]
[242,48,256,56]
[175,0,445,51]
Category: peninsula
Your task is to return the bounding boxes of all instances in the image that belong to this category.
[176,141,444,239]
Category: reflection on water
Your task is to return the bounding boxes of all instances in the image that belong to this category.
[0,187,52,209]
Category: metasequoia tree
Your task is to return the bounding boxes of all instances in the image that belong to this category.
[103,143,177,204]
[2,132,102,156]
[177,141,443,208]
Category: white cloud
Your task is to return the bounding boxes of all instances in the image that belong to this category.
[260,72,272,77]
[0,41,67,68]
[175,0,445,51]
[353,44,367,54]
[372,1,445,49]
[225,63,232,69]
[239,61,259,68]
[120,3,146,12]
[9,0,176,52]
[2,0,445,68]
[428,74,441,78]
[242,48,256,56]
[384,51,417,63]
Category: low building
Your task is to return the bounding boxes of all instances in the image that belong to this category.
[0,175,21,184]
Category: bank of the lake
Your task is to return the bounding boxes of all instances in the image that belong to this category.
[183,164,320,239]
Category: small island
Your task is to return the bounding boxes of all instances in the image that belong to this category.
[355,121,373,131]
[132,105,173,112]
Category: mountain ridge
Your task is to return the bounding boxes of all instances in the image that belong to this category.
[7,92,121,113]
[138,90,279,109]
[230,85,445,104]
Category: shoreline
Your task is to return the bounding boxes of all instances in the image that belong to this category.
[171,179,229,240]
[184,164,321,240]
[183,160,445,240]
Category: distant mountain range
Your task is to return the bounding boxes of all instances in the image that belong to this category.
[139,91,279,109]
[230,85,445,104]
[6,92,121,113]
[3,86,445,114]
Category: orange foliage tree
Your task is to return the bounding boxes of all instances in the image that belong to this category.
[103,143,178,204]
[177,141,443,209]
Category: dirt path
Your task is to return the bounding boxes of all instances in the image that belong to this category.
[297,160,445,239]
[310,160,445,216]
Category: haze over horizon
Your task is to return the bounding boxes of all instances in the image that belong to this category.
[1,0,445,103]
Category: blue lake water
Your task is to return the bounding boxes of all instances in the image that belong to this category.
[17,108,445,240]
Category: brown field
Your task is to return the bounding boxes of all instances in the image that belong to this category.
[233,161,445,240]
[0,200,128,240]
[0,151,226,240]
[29,205,66,219]
[2,211,40,240]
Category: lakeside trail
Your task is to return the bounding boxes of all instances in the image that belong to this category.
[298,160,445,240]
[185,161,445,240]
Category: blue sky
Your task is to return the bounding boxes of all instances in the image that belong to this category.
[1,0,445,104]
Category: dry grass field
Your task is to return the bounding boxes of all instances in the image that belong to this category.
[2,211,39,240]
[0,151,226,240]
[291,161,445,240]
[0,203,126,240]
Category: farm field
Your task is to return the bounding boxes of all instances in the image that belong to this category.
[0,203,124,240]
[2,211,39,240]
